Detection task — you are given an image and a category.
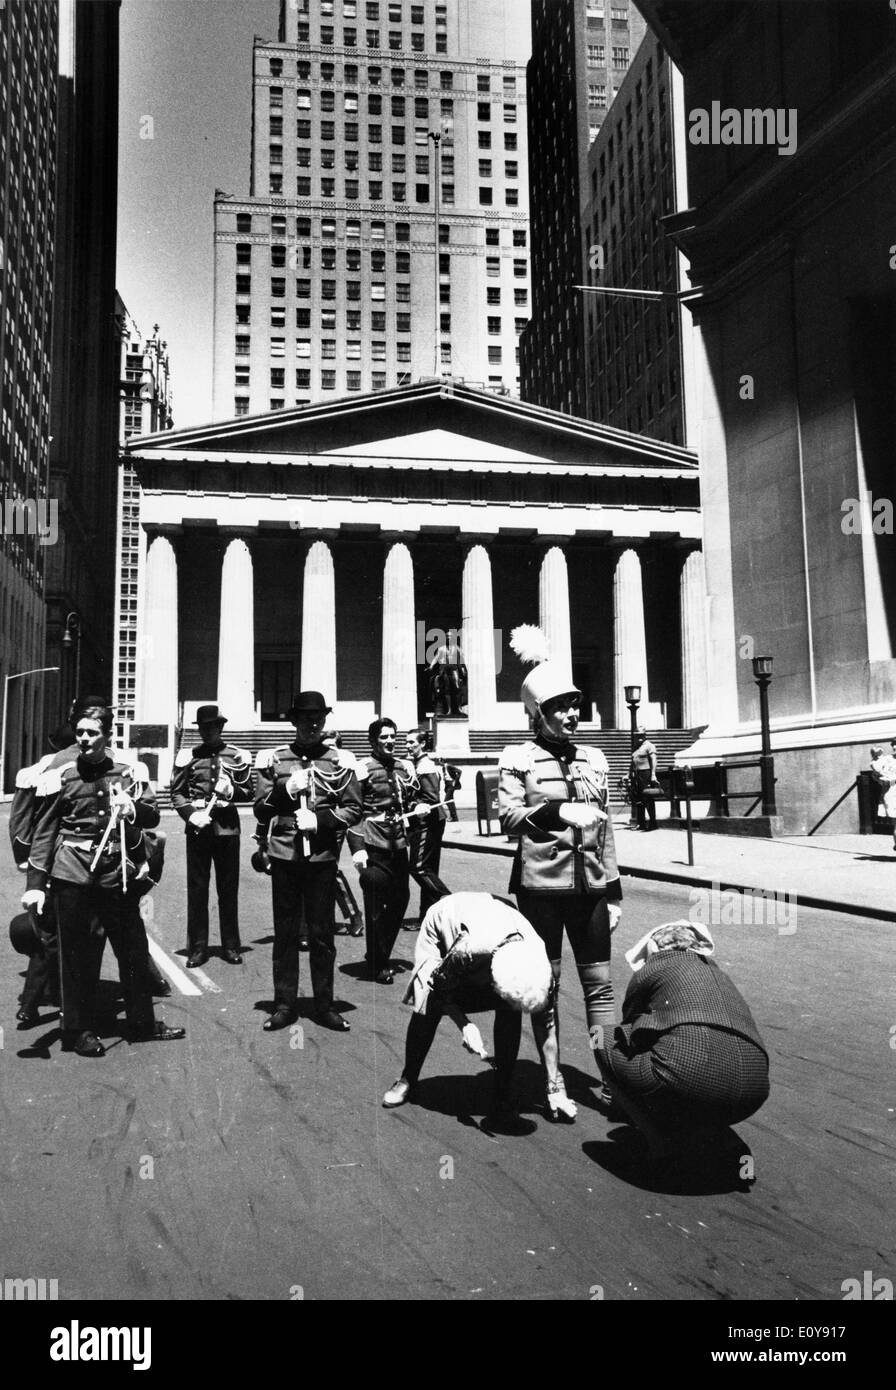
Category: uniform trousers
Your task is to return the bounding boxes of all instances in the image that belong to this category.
[19,906,62,1012]
[270,858,338,1013]
[360,847,410,973]
[186,831,241,952]
[408,817,449,920]
[53,881,155,1034]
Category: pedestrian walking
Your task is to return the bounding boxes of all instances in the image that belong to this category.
[253,691,362,1032]
[630,726,660,831]
[499,625,622,1122]
[870,744,896,850]
[170,704,253,968]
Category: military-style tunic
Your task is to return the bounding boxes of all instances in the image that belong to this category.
[347,753,420,855]
[9,745,79,866]
[27,757,158,892]
[170,742,253,835]
[498,737,621,898]
[254,742,362,861]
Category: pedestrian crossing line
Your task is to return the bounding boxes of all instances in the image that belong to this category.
[188,964,222,995]
[145,936,203,997]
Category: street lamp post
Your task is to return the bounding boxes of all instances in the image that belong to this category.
[1,666,60,797]
[751,655,777,816]
[62,611,81,697]
[624,683,642,830]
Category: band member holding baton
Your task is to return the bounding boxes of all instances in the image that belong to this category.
[404,726,451,927]
[254,691,362,1032]
[170,704,253,968]
[21,701,185,1057]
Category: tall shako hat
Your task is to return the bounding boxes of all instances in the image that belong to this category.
[510,625,581,717]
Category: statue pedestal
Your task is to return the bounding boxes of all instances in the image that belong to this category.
[433,717,470,759]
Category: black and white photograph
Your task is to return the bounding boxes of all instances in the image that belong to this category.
[0,0,894,1345]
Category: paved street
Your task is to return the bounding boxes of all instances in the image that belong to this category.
[1,814,893,1302]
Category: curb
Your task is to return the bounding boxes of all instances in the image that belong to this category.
[442,836,896,924]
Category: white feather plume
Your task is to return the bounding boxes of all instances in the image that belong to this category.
[509,624,550,667]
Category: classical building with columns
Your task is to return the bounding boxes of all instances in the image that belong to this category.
[126,380,705,782]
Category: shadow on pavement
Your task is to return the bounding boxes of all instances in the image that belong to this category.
[583,1126,756,1195]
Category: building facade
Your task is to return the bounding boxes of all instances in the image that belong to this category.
[47,0,122,719]
[581,29,687,445]
[0,0,58,789]
[112,296,173,746]
[212,0,532,419]
[520,0,647,416]
[637,0,896,832]
[127,382,705,783]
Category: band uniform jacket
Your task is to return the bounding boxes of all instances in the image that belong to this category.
[498,737,622,898]
[253,742,362,864]
[10,744,136,867]
[346,752,421,854]
[26,757,159,893]
[170,742,254,836]
[409,754,447,822]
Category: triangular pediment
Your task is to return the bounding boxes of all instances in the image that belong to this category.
[128,379,697,475]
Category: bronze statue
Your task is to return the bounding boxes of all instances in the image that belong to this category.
[427,632,468,718]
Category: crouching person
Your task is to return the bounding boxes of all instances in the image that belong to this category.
[382,891,553,1131]
[592,921,769,1166]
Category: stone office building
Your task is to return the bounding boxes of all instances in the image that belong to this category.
[126,381,706,781]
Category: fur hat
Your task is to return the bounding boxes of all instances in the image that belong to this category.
[490,935,553,1013]
[510,625,581,717]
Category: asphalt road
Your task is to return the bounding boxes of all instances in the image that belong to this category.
[1,814,893,1302]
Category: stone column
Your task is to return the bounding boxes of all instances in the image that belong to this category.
[300,540,337,702]
[539,546,572,673]
[217,537,256,725]
[613,547,650,728]
[137,535,178,724]
[462,543,497,727]
[680,548,710,727]
[380,542,417,729]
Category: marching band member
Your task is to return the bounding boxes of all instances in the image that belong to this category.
[322,728,364,937]
[253,691,362,1032]
[499,626,622,1123]
[22,701,185,1056]
[404,726,451,926]
[170,704,253,968]
[348,717,430,984]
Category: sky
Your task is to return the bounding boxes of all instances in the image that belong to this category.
[117,0,279,428]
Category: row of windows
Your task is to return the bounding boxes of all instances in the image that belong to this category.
[234,284,529,329]
[270,61,520,97]
[290,24,447,54]
[233,213,528,241]
[270,174,519,205]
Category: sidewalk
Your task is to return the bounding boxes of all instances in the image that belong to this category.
[442,813,896,922]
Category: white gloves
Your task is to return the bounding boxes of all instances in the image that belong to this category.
[294,808,317,834]
[607,904,622,934]
[410,803,431,820]
[111,786,136,821]
[352,850,368,870]
[461,1022,488,1059]
[214,773,234,800]
[21,889,46,915]
[188,811,212,829]
[287,767,310,798]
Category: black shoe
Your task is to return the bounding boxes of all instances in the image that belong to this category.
[186,948,209,968]
[298,936,310,952]
[133,1019,185,1042]
[68,1030,106,1058]
[316,1008,350,1032]
[374,968,394,985]
[594,1083,627,1121]
[222,949,243,965]
[348,921,364,938]
[151,978,172,997]
[16,1007,40,1029]
[263,1008,296,1032]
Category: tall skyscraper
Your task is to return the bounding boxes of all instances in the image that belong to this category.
[112,298,173,746]
[212,0,531,419]
[581,30,687,444]
[0,0,58,786]
[521,0,646,416]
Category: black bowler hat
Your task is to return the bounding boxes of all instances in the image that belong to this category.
[288,691,332,720]
[194,704,228,726]
[9,912,39,957]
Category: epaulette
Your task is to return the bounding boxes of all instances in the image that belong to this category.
[130,761,151,784]
[229,745,252,765]
[174,747,194,768]
[582,745,609,772]
[355,756,372,781]
[335,747,358,771]
[498,741,535,773]
[15,752,55,790]
[415,754,438,774]
[256,747,290,771]
[34,761,76,797]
